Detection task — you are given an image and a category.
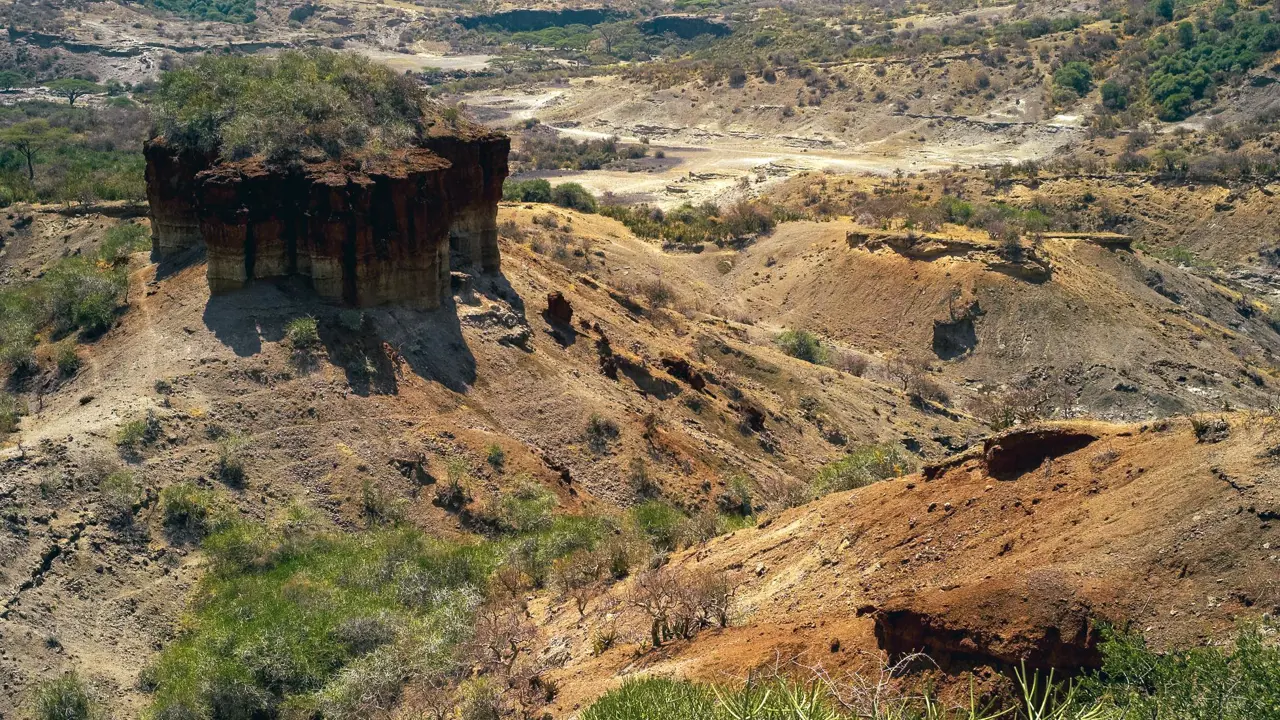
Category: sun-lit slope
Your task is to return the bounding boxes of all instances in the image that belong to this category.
[668,218,1280,419]
[0,205,977,715]
[542,414,1280,712]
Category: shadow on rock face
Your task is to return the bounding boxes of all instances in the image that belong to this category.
[201,275,486,395]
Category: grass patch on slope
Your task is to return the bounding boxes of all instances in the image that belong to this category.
[147,520,497,719]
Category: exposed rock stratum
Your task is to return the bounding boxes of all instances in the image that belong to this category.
[144,130,509,308]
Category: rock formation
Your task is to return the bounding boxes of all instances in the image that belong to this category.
[143,129,509,309]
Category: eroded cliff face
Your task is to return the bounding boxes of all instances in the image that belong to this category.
[422,132,509,274]
[144,131,509,308]
[143,139,208,258]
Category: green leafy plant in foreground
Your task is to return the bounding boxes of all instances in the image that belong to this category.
[583,622,1280,720]
[147,525,496,720]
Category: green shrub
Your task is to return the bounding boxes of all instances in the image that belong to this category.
[147,527,495,720]
[285,316,320,349]
[0,255,129,358]
[502,178,553,202]
[115,420,146,451]
[100,470,140,525]
[502,514,607,586]
[937,195,975,224]
[776,329,828,364]
[98,223,150,265]
[1082,622,1280,719]
[602,200,785,247]
[43,257,127,336]
[583,677,717,720]
[360,479,406,526]
[30,672,96,720]
[629,500,687,553]
[486,443,506,470]
[812,443,914,496]
[551,182,598,212]
[494,480,558,535]
[583,670,1106,719]
[0,392,25,434]
[510,131,646,172]
[214,433,249,486]
[338,309,365,333]
[115,410,160,453]
[55,341,80,376]
[158,482,218,540]
[149,0,256,21]
[1053,61,1093,96]
[154,50,453,163]
[1144,8,1280,120]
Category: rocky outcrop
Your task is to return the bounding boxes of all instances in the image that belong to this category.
[143,131,509,308]
[144,139,208,258]
[545,291,573,324]
[982,425,1098,480]
[421,133,509,274]
[847,228,1053,282]
[872,577,1102,672]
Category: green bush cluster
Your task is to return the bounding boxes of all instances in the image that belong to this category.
[503,178,599,212]
[149,0,256,22]
[1083,623,1280,719]
[776,329,827,365]
[811,443,914,496]
[98,223,150,265]
[30,672,97,720]
[601,200,780,247]
[1054,61,1094,97]
[0,392,25,434]
[284,316,320,349]
[511,131,647,172]
[551,182,599,212]
[0,250,129,376]
[501,514,610,587]
[146,526,495,720]
[154,50,451,163]
[0,102,148,207]
[1144,5,1280,120]
[157,481,220,540]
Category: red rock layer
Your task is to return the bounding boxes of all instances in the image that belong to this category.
[143,131,510,308]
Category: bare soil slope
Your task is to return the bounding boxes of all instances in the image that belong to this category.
[543,414,1280,712]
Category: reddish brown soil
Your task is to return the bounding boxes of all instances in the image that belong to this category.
[542,415,1280,712]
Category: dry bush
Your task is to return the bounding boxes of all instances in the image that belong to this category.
[754,473,811,511]
[832,350,869,377]
[628,567,737,648]
[551,549,608,617]
[469,601,538,673]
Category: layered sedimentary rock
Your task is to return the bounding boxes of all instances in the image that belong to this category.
[143,130,509,309]
[422,132,509,274]
[143,140,208,257]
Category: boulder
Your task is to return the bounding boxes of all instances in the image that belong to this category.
[546,291,574,324]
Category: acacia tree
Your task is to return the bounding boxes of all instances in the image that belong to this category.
[0,120,71,181]
[0,71,24,92]
[46,78,103,106]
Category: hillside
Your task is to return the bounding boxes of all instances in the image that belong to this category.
[2,0,1280,713]
[541,412,1280,711]
[3,193,1280,716]
[0,203,976,716]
